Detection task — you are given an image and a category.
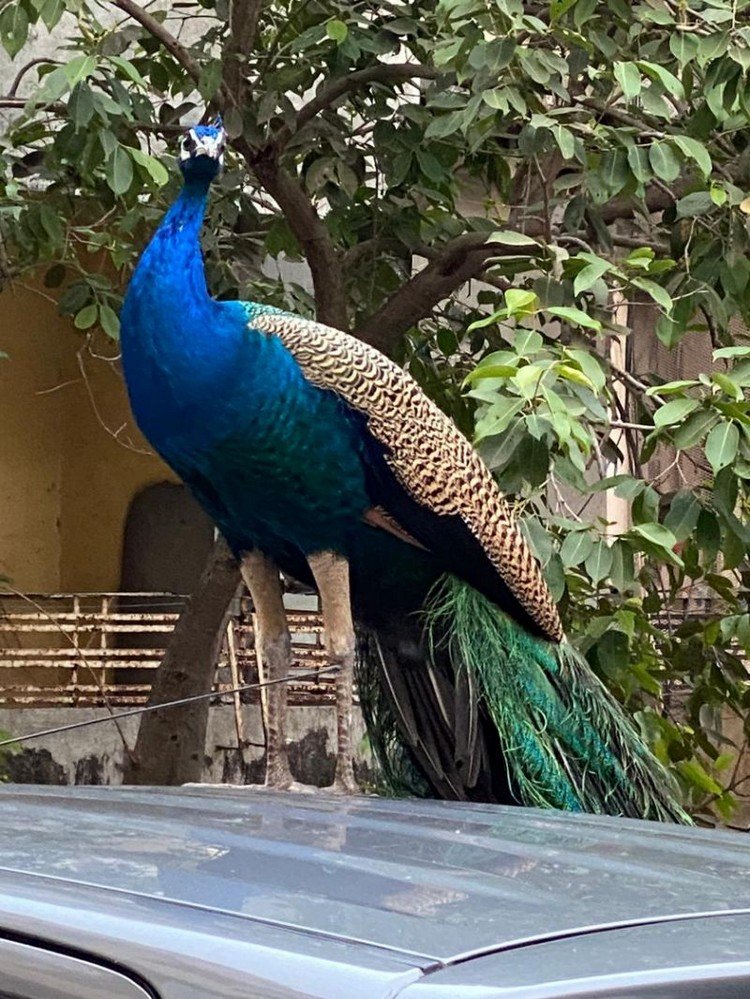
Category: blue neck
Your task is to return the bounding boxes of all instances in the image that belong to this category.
[121,176,250,445]
[137,177,211,304]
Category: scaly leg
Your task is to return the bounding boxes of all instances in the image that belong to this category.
[308,551,359,794]
[240,550,295,790]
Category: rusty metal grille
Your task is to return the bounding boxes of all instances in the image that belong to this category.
[0,593,334,708]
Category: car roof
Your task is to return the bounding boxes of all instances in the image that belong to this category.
[0,784,748,966]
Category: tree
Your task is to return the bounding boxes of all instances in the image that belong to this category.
[2,0,750,820]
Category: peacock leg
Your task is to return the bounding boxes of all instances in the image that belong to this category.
[240,550,295,790]
[308,551,359,794]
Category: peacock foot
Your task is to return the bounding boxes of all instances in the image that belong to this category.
[275,780,317,794]
[328,766,360,795]
[264,760,302,792]
[242,776,318,794]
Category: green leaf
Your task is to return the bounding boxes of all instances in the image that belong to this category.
[655,316,683,348]
[706,421,739,473]
[99,304,120,340]
[632,278,672,313]
[630,522,679,552]
[674,409,719,449]
[129,148,169,187]
[637,60,685,99]
[58,282,90,316]
[489,231,540,247]
[664,490,701,542]
[672,135,712,178]
[546,306,601,330]
[614,61,642,100]
[424,111,464,140]
[586,540,613,583]
[676,191,714,218]
[73,304,98,330]
[553,124,576,160]
[68,83,94,129]
[653,397,699,427]
[513,328,543,354]
[556,363,596,391]
[64,55,97,88]
[645,379,698,396]
[505,289,538,316]
[38,0,63,30]
[678,759,723,796]
[574,258,610,296]
[467,307,507,332]
[326,18,348,43]
[588,473,636,494]
[697,509,721,562]
[627,145,651,184]
[108,55,149,89]
[464,364,518,384]
[712,371,743,401]
[649,142,681,182]
[0,3,29,58]
[416,149,446,183]
[669,32,699,66]
[474,397,525,442]
[560,530,594,568]
[105,147,133,196]
[713,346,750,360]
[566,349,606,390]
[543,552,566,603]
[610,541,635,592]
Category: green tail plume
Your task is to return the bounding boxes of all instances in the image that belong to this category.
[424,575,690,823]
[355,632,431,799]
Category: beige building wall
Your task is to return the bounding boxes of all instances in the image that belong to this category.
[1,280,175,594]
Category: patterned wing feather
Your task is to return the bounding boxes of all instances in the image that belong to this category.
[250,310,563,643]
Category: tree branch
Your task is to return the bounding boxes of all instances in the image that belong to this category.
[240,140,347,328]
[222,0,264,107]
[8,57,57,96]
[271,63,440,152]
[112,0,202,85]
[356,164,693,355]
[354,234,504,351]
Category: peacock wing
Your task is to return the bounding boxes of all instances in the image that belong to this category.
[248,309,563,643]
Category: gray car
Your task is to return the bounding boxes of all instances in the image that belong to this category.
[0,785,747,998]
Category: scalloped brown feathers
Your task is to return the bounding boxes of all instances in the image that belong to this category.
[251,311,564,643]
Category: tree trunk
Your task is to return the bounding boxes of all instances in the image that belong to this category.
[122,536,242,785]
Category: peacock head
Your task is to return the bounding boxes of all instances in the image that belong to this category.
[178,117,227,185]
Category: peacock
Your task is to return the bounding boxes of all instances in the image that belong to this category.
[120,119,688,821]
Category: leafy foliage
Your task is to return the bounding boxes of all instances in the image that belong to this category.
[2,0,750,821]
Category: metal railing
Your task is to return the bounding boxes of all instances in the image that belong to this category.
[0,592,333,708]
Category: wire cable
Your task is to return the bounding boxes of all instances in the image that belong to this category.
[0,665,340,749]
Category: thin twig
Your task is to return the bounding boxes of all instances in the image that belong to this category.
[609,419,655,431]
[77,347,152,455]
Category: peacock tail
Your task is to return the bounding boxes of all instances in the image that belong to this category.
[357,573,689,823]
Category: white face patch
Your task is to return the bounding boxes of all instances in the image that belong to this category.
[178,128,226,166]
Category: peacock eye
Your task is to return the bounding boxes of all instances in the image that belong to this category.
[182,135,197,154]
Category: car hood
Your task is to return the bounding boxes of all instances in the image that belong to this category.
[0,785,748,963]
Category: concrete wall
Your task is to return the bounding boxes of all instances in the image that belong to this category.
[1,284,177,593]
[0,705,373,789]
